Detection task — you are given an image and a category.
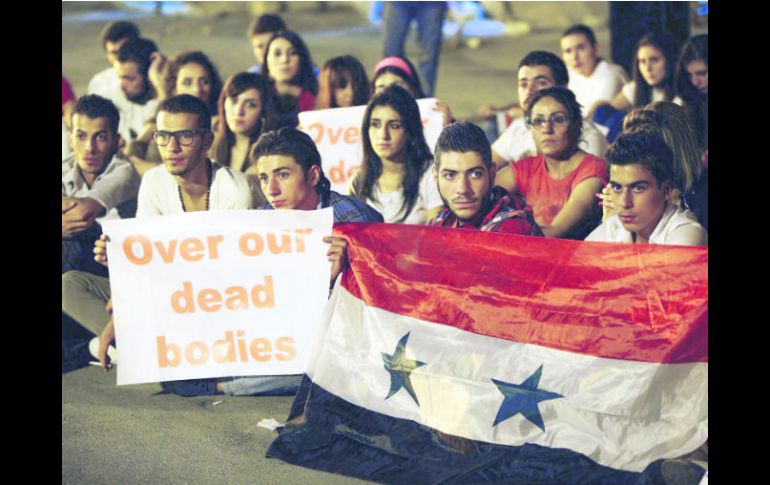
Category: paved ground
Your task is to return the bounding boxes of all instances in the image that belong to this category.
[62,3,707,484]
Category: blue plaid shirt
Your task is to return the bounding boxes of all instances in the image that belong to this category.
[259,190,383,223]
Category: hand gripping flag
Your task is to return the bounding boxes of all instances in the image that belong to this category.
[266,223,708,484]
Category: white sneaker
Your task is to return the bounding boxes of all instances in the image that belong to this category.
[89,337,118,364]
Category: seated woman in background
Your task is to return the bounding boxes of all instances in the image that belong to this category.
[598,101,707,231]
[494,87,606,239]
[210,72,277,206]
[262,30,318,126]
[588,33,681,142]
[350,85,443,224]
[586,128,707,246]
[127,51,223,175]
[676,34,708,155]
[371,55,454,125]
[315,55,370,109]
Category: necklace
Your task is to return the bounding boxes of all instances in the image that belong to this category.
[178,159,213,212]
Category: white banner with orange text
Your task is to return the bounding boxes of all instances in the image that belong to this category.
[101,209,334,386]
[299,98,444,194]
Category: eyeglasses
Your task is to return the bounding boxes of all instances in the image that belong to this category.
[153,130,208,147]
[526,114,571,130]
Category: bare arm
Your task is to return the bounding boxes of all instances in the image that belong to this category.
[62,196,105,237]
[491,148,510,173]
[492,163,517,194]
[98,317,116,370]
[127,155,161,177]
[540,177,604,238]
[434,99,455,127]
[586,90,633,120]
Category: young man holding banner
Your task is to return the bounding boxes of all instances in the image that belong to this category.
[63,94,254,370]
[157,127,384,397]
[84,126,382,397]
[429,121,541,236]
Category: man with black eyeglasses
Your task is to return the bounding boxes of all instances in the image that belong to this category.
[63,95,254,370]
[137,94,253,216]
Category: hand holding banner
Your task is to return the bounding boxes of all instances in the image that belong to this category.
[101,209,334,386]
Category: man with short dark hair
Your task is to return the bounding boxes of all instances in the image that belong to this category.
[87,21,141,98]
[62,94,140,274]
[491,51,608,168]
[429,122,541,235]
[252,127,384,224]
[560,24,628,118]
[158,127,382,397]
[138,94,254,215]
[586,130,707,246]
[112,37,162,143]
[63,95,254,370]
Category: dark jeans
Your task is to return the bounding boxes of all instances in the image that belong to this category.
[62,222,108,277]
[383,1,447,97]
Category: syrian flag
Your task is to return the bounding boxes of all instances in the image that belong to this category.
[267,223,708,484]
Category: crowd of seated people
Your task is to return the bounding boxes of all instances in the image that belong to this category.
[63,18,708,406]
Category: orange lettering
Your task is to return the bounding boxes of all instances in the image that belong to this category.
[328,126,343,144]
[180,238,205,261]
[251,276,275,308]
[213,331,236,363]
[275,337,296,361]
[185,341,209,365]
[224,286,249,310]
[307,122,324,143]
[329,160,346,184]
[239,232,264,256]
[156,336,181,367]
[249,338,273,362]
[343,126,359,144]
[237,330,249,362]
[294,228,313,252]
[267,231,292,254]
[171,282,195,314]
[198,288,222,312]
[123,234,152,265]
[206,235,224,260]
[154,239,178,263]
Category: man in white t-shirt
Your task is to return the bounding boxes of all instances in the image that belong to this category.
[560,24,628,117]
[111,37,162,144]
[87,21,141,99]
[491,51,608,168]
[62,94,141,274]
[586,130,707,246]
[62,95,254,369]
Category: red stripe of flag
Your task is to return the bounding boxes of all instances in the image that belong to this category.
[335,223,708,364]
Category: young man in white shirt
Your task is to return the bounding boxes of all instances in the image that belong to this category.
[62,94,141,274]
[491,51,608,169]
[62,95,253,369]
[560,24,628,118]
[586,129,707,246]
[87,21,141,99]
[111,37,162,144]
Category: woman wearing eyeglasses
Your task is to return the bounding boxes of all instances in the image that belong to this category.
[494,87,607,239]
